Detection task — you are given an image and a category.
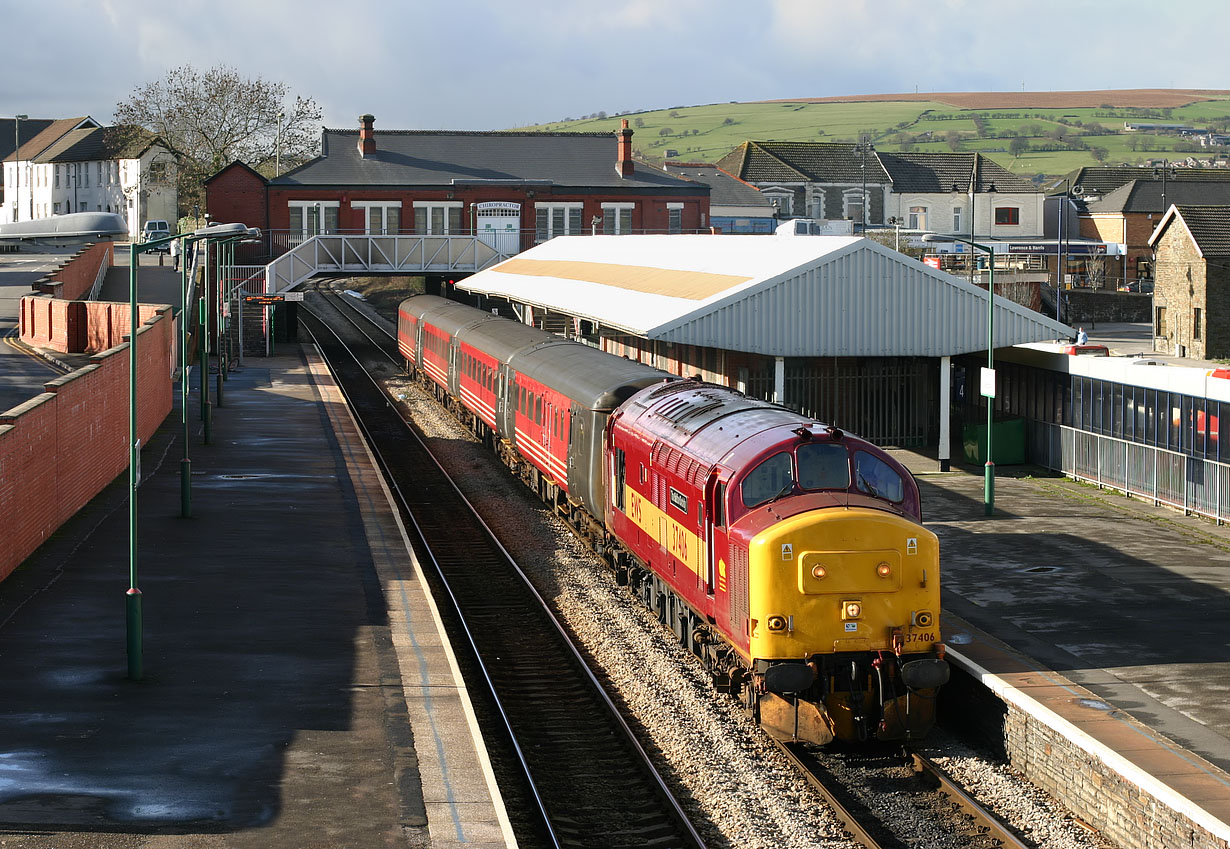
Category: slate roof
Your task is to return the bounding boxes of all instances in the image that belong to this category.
[272,128,703,193]
[3,117,98,163]
[877,152,1036,194]
[716,141,887,184]
[1085,180,1230,215]
[716,143,1037,194]
[660,161,773,209]
[0,118,54,161]
[1157,205,1230,256]
[33,125,161,163]
[1061,165,1230,196]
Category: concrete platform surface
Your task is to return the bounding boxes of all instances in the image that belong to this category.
[0,348,512,848]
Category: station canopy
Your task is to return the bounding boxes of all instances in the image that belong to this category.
[455,234,1072,358]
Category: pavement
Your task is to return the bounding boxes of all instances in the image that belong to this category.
[0,348,512,848]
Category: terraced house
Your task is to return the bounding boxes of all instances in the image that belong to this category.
[717,141,1043,240]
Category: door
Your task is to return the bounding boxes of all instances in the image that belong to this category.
[704,469,731,601]
[476,202,521,255]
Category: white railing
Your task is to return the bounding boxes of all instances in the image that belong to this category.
[1029,421,1229,523]
[263,234,509,294]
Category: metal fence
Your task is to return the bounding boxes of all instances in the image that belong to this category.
[1028,420,1230,523]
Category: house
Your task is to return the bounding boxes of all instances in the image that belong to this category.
[1076,178,1230,287]
[206,115,710,255]
[3,117,177,240]
[716,142,1042,240]
[660,161,775,233]
[1148,204,1230,359]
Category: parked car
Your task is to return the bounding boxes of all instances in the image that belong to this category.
[1117,279,1154,293]
[142,219,171,252]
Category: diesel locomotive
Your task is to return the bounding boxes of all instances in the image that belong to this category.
[398,294,948,744]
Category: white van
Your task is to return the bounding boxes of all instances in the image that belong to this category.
[142,220,171,252]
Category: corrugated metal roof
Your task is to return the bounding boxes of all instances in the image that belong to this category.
[456,235,1072,357]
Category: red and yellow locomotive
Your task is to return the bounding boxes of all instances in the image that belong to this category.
[398,294,948,744]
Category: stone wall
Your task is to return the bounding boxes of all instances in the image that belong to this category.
[1062,289,1152,325]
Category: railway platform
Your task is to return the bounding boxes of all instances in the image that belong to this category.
[898,449,1230,848]
[0,347,513,849]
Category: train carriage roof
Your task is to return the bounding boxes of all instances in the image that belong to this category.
[512,342,671,411]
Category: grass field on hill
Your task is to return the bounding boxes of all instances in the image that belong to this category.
[516,91,1230,180]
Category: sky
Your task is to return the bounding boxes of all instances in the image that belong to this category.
[1,0,1225,132]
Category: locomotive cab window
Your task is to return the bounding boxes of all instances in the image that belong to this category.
[741,452,794,508]
[853,451,905,503]
[798,443,851,490]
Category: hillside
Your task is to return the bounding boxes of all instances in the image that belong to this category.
[516,89,1230,180]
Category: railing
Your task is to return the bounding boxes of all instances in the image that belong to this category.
[1029,421,1229,523]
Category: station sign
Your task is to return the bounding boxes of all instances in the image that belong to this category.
[243,292,304,306]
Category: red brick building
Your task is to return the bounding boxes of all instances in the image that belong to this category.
[206,115,709,255]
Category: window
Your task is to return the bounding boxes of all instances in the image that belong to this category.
[994,206,1020,225]
[534,203,582,241]
[907,205,927,230]
[853,451,904,503]
[762,189,793,216]
[288,201,340,237]
[614,448,626,511]
[667,203,683,234]
[953,206,963,232]
[1194,308,1202,340]
[741,452,793,508]
[1156,306,1168,337]
[712,482,726,528]
[797,443,850,490]
[601,203,634,234]
[843,189,866,224]
[810,191,826,219]
[353,201,402,235]
[413,202,462,234]
[54,165,60,188]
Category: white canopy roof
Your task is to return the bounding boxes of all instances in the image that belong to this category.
[456,234,1072,358]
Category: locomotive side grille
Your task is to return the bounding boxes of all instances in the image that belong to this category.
[731,544,750,629]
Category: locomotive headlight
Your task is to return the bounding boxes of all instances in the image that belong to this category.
[841,600,862,620]
[876,562,892,579]
[767,615,788,632]
[811,564,827,580]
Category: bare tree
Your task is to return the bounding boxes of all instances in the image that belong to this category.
[114,64,322,215]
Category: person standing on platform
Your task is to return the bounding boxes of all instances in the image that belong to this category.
[170,236,180,272]
[1076,327,1088,345]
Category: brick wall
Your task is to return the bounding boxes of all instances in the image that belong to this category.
[0,307,175,581]
[30,242,115,301]
[20,297,164,355]
[944,668,1228,849]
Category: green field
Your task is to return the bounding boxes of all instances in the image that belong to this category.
[516,95,1230,180]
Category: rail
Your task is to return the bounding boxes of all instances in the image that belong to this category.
[1029,420,1230,523]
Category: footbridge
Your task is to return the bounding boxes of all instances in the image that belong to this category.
[252,234,510,293]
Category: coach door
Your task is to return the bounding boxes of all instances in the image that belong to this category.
[704,469,731,598]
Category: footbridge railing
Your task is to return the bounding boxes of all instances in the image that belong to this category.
[263,235,509,293]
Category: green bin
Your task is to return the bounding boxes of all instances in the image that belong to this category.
[962,416,1025,465]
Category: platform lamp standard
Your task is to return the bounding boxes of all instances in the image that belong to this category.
[854,136,874,233]
[124,227,199,679]
[12,114,26,222]
[194,223,249,444]
[215,228,261,382]
[923,233,998,517]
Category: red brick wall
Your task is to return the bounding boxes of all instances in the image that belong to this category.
[206,165,269,231]
[0,307,175,581]
[20,297,163,355]
[44,242,114,301]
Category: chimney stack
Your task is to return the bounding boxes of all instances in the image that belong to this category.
[358,114,376,157]
[615,118,634,178]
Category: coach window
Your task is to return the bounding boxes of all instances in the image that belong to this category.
[741,452,794,509]
[535,395,543,424]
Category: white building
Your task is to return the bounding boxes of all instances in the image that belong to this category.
[4,118,176,239]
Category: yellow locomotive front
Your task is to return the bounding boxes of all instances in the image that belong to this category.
[746,506,946,744]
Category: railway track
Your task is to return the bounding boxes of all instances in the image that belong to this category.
[305,283,1085,849]
[300,287,706,849]
[776,741,1031,849]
